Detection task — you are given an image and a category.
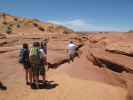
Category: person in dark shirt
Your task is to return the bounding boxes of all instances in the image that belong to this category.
[19,43,32,85]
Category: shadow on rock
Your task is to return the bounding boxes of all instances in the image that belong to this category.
[31,80,59,90]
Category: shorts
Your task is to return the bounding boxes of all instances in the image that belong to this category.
[39,64,46,76]
[69,53,75,59]
[31,64,45,76]
[23,62,31,70]
[69,52,79,59]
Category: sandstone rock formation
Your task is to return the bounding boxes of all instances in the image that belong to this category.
[0,13,133,100]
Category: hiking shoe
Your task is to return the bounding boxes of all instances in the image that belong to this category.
[26,82,29,85]
[30,83,39,89]
[34,82,39,89]
[26,82,32,85]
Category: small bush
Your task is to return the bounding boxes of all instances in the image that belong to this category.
[14,18,18,21]
[63,31,68,34]
[38,27,45,31]
[9,24,13,27]
[33,23,38,27]
[16,24,20,28]
[2,22,7,25]
[6,27,12,34]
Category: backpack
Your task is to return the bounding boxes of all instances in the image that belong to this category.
[19,48,29,64]
[29,47,41,64]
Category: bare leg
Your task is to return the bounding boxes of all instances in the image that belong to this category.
[25,70,28,84]
[40,64,46,83]
[28,68,32,84]
[68,55,71,63]
[32,64,39,88]
[34,76,39,88]
[42,74,46,83]
[70,54,74,62]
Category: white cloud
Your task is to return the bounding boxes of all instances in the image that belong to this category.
[48,19,129,32]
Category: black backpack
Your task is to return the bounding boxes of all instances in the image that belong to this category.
[19,48,29,64]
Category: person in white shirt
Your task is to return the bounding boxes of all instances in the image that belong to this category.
[39,46,47,84]
[41,39,48,55]
[67,41,77,62]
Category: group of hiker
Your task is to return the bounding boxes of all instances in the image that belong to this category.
[18,40,78,89]
[0,40,78,90]
[19,40,48,89]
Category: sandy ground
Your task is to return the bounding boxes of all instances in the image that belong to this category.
[0,46,129,100]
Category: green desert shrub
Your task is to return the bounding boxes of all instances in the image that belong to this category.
[6,26,12,34]
[16,24,21,28]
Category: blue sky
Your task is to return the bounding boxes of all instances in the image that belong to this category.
[0,0,133,32]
